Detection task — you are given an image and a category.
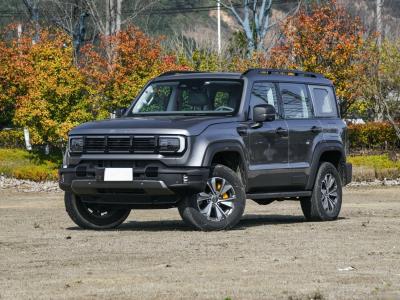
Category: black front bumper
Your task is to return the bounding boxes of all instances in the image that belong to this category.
[59,165,209,206]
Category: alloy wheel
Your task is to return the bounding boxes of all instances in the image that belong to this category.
[321,173,338,213]
[197,177,236,222]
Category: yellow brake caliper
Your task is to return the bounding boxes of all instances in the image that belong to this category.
[217,182,229,199]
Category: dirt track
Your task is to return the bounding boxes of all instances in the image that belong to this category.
[0,187,400,300]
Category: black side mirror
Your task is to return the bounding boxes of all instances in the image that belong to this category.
[253,104,276,122]
[113,108,127,118]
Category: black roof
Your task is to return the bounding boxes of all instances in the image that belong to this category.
[155,69,332,85]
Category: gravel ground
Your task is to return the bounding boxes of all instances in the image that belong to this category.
[0,187,400,300]
[1,175,399,193]
[0,176,60,193]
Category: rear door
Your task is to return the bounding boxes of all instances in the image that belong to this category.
[246,82,290,192]
[279,83,323,188]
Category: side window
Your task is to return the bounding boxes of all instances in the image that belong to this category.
[250,82,279,115]
[280,83,313,119]
[310,86,338,117]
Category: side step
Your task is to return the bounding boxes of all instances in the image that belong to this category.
[247,191,312,200]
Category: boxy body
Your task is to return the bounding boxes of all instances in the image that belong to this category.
[60,69,352,230]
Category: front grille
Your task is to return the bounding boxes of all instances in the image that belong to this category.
[85,137,105,152]
[133,136,157,153]
[108,136,131,153]
[83,136,157,154]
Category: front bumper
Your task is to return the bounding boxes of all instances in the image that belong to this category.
[59,165,209,205]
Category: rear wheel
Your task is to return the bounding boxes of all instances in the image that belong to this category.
[178,164,246,231]
[300,162,342,221]
[64,192,131,229]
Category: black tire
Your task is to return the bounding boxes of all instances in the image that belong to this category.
[300,162,342,221]
[178,164,246,231]
[64,192,131,230]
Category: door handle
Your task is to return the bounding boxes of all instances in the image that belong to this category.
[311,126,323,133]
[275,127,288,136]
[237,126,248,136]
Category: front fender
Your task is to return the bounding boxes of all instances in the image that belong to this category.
[201,140,248,168]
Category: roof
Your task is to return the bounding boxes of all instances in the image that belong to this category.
[154,69,333,85]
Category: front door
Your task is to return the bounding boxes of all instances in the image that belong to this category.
[246,82,290,192]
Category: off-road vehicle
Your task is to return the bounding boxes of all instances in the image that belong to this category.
[59,69,352,231]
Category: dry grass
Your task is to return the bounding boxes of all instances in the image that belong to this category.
[0,148,59,181]
[348,154,400,181]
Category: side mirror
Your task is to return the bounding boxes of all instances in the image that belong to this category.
[112,108,127,118]
[253,104,276,122]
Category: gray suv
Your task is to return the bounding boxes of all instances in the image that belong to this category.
[59,69,352,231]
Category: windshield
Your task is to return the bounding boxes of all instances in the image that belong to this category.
[128,79,243,116]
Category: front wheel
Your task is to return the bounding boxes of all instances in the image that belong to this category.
[178,164,246,231]
[300,162,342,221]
[64,192,131,229]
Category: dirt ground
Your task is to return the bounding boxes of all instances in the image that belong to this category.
[0,187,399,300]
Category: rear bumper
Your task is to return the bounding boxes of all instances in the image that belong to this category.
[59,165,209,205]
[344,163,352,185]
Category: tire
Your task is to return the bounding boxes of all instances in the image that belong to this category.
[64,192,131,230]
[300,162,342,221]
[178,164,246,231]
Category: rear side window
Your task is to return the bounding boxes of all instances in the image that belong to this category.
[309,85,338,117]
[279,83,313,119]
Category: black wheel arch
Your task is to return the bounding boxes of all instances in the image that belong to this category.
[306,141,346,190]
[201,140,249,187]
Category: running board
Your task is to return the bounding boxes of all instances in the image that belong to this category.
[247,191,312,200]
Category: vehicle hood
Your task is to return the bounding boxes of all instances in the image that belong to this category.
[69,115,237,136]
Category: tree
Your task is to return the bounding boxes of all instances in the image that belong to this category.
[269,1,367,116]
[85,0,159,66]
[80,26,188,111]
[22,0,41,43]
[221,0,301,54]
[46,0,91,63]
[363,40,400,140]
[0,37,20,127]
[8,28,94,145]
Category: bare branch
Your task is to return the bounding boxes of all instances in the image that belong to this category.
[220,0,245,27]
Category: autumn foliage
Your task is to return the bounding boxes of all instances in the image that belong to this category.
[0,27,93,145]
[0,1,393,148]
[0,26,188,146]
[80,27,188,111]
[269,1,367,115]
[348,122,400,150]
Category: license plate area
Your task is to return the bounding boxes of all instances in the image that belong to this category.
[104,168,133,181]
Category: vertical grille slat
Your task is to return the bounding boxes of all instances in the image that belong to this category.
[84,135,157,153]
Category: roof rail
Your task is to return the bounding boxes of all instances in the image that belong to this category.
[158,70,203,77]
[242,68,324,78]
